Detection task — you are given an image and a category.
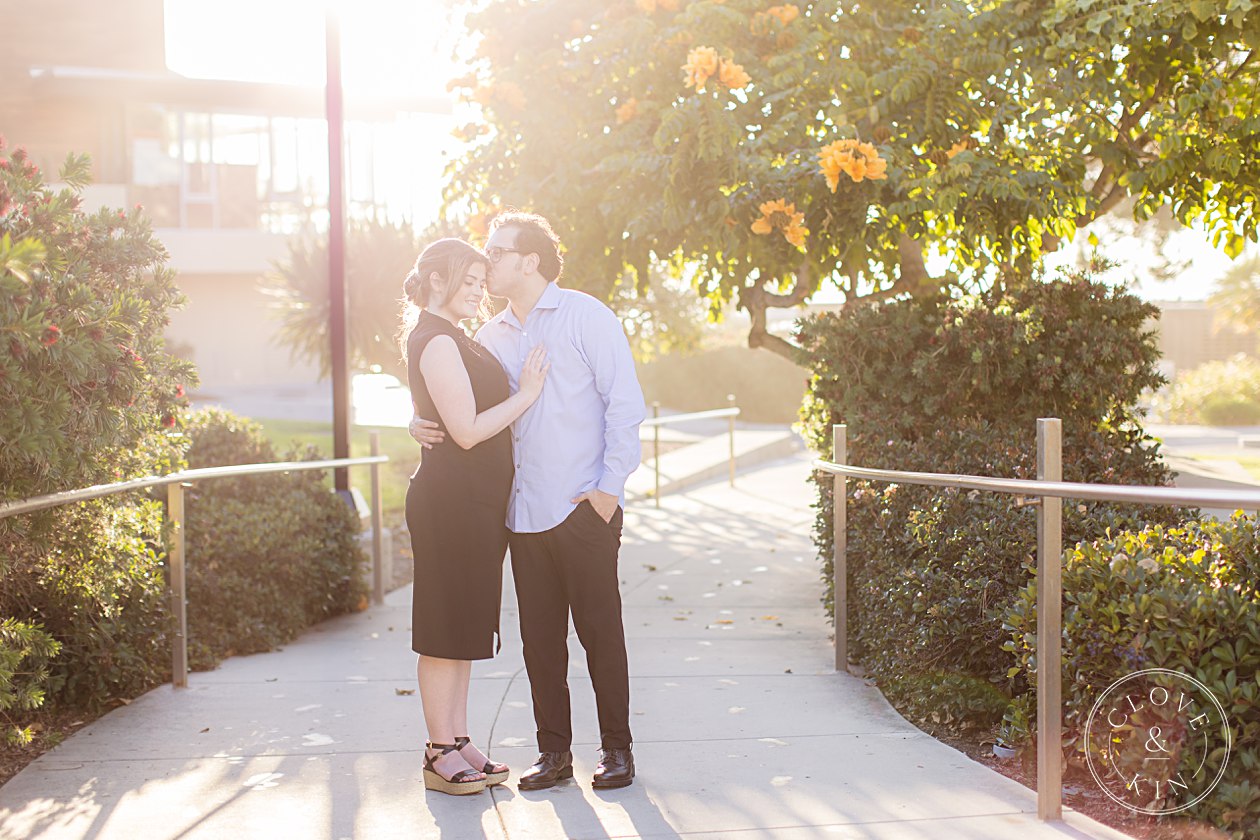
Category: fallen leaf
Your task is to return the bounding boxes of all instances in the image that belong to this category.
[760,615,779,620]
[715,619,734,624]
[395,688,416,696]
[784,668,793,674]
[200,727,210,733]
[643,564,658,571]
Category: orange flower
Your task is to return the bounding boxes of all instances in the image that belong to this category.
[477,34,506,63]
[446,73,478,93]
[452,122,489,142]
[945,140,968,159]
[616,97,638,124]
[750,198,808,248]
[683,46,721,91]
[752,4,799,32]
[818,139,888,192]
[501,82,526,109]
[718,59,751,89]
[771,4,799,24]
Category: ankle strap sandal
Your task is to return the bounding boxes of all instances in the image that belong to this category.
[455,735,510,786]
[423,741,487,796]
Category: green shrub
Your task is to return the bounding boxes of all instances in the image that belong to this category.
[1006,518,1260,837]
[182,409,368,671]
[3,500,173,709]
[0,140,194,714]
[1160,354,1260,426]
[0,619,60,745]
[797,267,1190,728]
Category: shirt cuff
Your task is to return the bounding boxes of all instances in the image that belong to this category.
[597,474,627,498]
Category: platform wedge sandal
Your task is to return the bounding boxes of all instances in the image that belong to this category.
[455,736,510,786]
[423,741,487,795]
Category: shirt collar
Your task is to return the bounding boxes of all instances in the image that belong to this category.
[493,282,563,331]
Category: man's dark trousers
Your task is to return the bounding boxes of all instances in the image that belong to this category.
[508,501,631,752]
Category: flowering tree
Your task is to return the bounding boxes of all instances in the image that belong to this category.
[445,0,1260,358]
[1,139,196,733]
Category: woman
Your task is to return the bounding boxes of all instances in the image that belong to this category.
[399,238,548,795]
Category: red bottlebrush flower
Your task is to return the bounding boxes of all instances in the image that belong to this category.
[134,203,143,211]
[175,384,185,398]
[162,414,176,428]
[0,160,10,171]
[117,209,126,218]
[41,324,60,346]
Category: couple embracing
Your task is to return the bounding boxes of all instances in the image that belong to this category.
[398,211,645,795]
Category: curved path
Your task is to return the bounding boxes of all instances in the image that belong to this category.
[0,454,1130,839]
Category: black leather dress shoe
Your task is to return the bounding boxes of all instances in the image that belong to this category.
[517,751,574,790]
[592,747,634,789]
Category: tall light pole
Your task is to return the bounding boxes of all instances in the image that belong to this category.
[325,7,350,494]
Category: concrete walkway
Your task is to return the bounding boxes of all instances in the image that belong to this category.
[0,454,1130,840]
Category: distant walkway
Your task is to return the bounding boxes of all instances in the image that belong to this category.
[0,455,1129,839]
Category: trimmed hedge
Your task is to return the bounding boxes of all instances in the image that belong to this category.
[796,268,1191,729]
[183,409,368,671]
[1007,518,1260,837]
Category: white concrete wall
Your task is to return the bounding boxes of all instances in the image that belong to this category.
[168,272,323,393]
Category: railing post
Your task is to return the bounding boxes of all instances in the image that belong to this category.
[168,481,188,689]
[727,394,736,487]
[370,430,384,606]
[652,402,661,509]
[1036,418,1063,820]
[832,424,848,673]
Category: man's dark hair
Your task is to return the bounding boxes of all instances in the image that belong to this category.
[490,211,564,282]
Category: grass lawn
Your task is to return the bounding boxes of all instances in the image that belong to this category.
[256,418,420,525]
[1185,453,1260,484]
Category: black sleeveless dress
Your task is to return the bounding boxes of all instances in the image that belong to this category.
[405,310,513,660]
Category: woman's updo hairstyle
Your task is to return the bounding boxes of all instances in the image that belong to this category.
[397,238,490,362]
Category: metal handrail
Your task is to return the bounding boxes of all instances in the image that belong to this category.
[815,419,1260,824]
[645,396,740,506]
[0,455,388,520]
[0,443,391,690]
[811,462,1260,509]
[640,406,740,427]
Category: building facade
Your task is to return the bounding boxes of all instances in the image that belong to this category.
[1,0,445,397]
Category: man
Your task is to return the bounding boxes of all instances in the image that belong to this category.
[410,211,645,790]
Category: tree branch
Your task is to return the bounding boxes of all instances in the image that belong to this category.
[897,234,930,292]
[742,261,815,361]
[745,291,802,360]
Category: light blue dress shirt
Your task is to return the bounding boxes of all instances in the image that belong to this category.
[476,282,646,534]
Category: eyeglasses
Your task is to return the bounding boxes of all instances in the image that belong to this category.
[485,246,524,263]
